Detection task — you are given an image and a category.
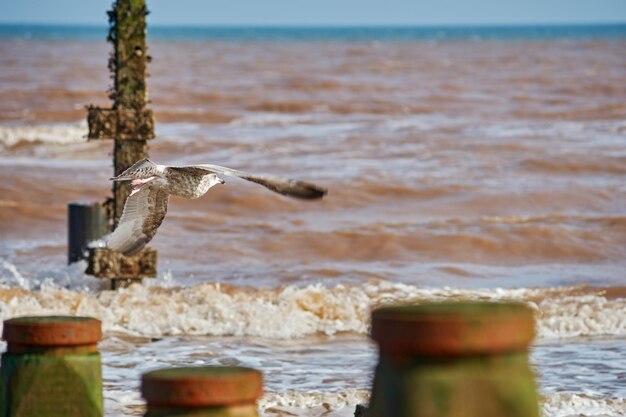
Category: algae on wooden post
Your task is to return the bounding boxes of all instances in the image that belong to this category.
[0,353,104,417]
[85,0,156,286]
[0,316,103,417]
[108,0,152,225]
[368,302,540,417]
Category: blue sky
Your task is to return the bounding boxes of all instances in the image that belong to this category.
[3,0,626,26]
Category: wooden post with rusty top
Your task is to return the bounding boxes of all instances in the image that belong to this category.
[141,366,264,416]
[368,302,540,417]
[86,0,157,289]
[0,316,103,417]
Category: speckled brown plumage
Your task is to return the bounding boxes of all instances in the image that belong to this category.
[107,159,327,256]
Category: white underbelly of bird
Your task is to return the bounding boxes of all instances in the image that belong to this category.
[106,158,328,256]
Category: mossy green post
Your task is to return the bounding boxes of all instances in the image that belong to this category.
[0,353,103,417]
[0,316,103,417]
[368,302,540,417]
[368,353,539,417]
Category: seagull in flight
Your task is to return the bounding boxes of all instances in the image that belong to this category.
[107,158,327,256]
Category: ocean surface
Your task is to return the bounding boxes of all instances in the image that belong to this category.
[0,24,625,416]
[2,23,626,41]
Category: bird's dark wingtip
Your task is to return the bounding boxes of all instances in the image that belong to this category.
[294,182,328,200]
[312,187,328,199]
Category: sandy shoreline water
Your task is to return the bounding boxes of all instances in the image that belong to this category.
[0,32,625,415]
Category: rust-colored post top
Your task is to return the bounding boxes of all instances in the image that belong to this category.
[2,316,102,347]
[142,366,264,408]
[371,301,535,357]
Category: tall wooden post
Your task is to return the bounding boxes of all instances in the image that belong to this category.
[85,0,157,289]
[109,0,150,225]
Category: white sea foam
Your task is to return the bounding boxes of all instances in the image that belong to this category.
[104,390,626,417]
[262,392,626,417]
[0,259,30,289]
[259,392,626,417]
[0,122,87,148]
[0,270,623,340]
[542,394,626,417]
[536,294,626,339]
[260,390,370,417]
[229,113,316,127]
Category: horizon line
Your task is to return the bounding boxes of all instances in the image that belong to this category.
[1,21,625,28]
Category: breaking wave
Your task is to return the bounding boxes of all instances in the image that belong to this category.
[0,266,623,340]
[0,123,88,149]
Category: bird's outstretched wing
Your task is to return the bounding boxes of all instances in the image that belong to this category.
[107,183,170,256]
[110,158,161,181]
[175,163,328,200]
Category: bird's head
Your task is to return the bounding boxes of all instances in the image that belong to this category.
[208,173,225,187]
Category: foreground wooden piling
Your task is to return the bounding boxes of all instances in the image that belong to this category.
[368,302,540,417]
[141,366,264,417]
[0,316,103,417]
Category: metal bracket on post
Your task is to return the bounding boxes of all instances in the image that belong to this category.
[67,202,108,264]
